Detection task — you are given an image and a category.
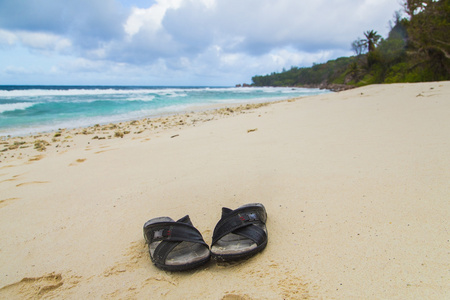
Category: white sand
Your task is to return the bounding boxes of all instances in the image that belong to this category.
[0,81,449,299]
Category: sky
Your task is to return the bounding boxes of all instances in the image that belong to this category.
[0,0,405,86]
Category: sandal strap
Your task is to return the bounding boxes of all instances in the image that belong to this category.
[233,225,267,245]
[153,240,181,265]
[212,205,267,246]
[144,216,208,265]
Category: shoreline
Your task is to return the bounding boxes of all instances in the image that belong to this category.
[297,83,355,92]
[0,85,328,139]
[0,100,279,164]
[249,83,356,92]
[1,81,449,299]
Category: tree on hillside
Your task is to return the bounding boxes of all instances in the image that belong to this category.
[251,1,449,88]
[351,37,366,56]
[363,30,382,52]
[403,0,450,75]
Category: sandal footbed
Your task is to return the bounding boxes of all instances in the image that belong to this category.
[144,216,210,271]
[211,203,268,261]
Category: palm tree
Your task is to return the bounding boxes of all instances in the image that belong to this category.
[364,30,382,52]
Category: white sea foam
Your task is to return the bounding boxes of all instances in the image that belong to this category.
[0,86,331,137]
[0,87,322,98]
[121,95,156,102]
[0,102,37,113]
[0,89,118,98]
[0,88,173,98]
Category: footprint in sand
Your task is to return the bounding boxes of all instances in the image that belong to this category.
[0,273,63,298]
[221,294,252,300]
[103,241,148,278]
[0,178,18,184]
[219,261,313,299]
[94,148,118,154]
[102,241,177,299]
[16,181,49,187]
[0,165,15,170]
[0,173,26,184]
[28,155,44,162]
[69,158,87,166]
[0,198,20,208]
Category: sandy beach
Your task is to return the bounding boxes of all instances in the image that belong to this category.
[0,81,449,299]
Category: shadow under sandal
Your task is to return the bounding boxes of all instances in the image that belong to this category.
[211,203,268,262]
[143,215,210,271]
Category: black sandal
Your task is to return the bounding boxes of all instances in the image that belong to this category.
[211,203,268,261]
[143,215,210,271]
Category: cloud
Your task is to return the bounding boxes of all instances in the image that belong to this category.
[124,0,183,36]
[0,29,17,47]
[18,31,72,52]
[0,0,126,48]
[4,66,35,75]
[0,1,67,32]
[0,0,401,58]
[160,0,400,55]
[0,0,404,85]
[111,0,401,78]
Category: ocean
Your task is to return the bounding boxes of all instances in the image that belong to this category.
[0,85,331,137]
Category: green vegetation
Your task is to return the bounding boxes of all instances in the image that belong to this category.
[252,0,449,88]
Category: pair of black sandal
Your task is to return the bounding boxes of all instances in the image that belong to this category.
[143,203,268,271]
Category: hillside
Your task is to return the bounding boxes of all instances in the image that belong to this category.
[252,0,449,89]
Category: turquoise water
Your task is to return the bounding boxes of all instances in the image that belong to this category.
[0,86,331,137]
